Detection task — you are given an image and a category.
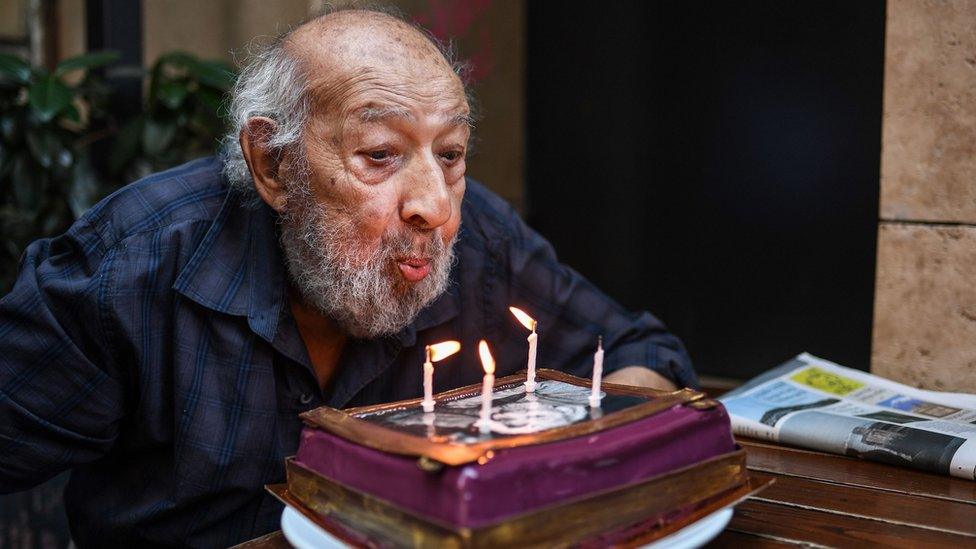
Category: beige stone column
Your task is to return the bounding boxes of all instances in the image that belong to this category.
[873,0,976,391]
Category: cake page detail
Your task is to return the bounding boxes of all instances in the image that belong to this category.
[357,379,649,443]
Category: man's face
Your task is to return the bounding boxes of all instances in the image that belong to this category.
[277,35,470,338]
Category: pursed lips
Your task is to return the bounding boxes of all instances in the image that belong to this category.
[397,257,432,282]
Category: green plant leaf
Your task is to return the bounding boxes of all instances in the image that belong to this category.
[195,86,224,114]
[25,129,64,169]
[147,52,194,104]
[143,118,177,156]
[68,154,101,218]
[53,51,120,77]
[157,81,190,110]
[0,142,9,179]
[55,144,73,170]
[0,54,31,84]
[11,152,42,210]
[192,60,236,90]
[156,51,198,70]
[60,102,81,125]
[28,75,72,122]
[40,199,69,235]
[109,117,143,175]
[0,115,18,142]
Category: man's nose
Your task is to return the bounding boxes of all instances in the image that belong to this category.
[400,152,452,230]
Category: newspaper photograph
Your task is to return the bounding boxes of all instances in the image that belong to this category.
[719,353,976,480]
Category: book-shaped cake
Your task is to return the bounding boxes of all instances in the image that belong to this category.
[270,369,766,547]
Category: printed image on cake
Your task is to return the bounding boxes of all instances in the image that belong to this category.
[360,379,646,440]
[269,369,768,548]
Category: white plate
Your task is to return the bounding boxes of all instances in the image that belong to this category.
[280,507,346,549]
[281,506,733,549]
[643,508,732,549]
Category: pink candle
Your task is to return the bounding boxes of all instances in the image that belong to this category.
[421,341,461,412]
[509,307,539,392]
[588,336,605,408]
[422,351,435,412]
[478,340,496,433]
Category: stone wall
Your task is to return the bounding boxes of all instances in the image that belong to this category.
[872,0,976,390]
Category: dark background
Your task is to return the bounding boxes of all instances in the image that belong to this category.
[526,1,886,380]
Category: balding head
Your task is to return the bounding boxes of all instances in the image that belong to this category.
[288,10,455,74]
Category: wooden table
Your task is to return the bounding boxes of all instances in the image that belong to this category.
[707,437,976,547]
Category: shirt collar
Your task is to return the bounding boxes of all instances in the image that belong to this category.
[173,190,286,343]
[393,276,461,347]
[326,278,461,408]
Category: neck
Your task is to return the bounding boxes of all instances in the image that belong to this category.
[289,287,347,391]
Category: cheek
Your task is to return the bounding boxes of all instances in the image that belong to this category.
[442,181,466,243]
[303,152,351,206]
[303,120,344,175]
[447,159,467,184]
[442,216,461,246]
[351,190,401,240]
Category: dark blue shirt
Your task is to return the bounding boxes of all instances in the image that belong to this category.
[0,157,695,547]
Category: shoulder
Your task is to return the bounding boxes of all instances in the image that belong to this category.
[81,157,230,251]
[16,157,230,278]
[460,178,525,247]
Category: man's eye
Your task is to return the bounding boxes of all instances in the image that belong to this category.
[440,150,464,162]
[367,150,391,161]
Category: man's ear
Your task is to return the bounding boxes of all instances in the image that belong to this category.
[240,117,289,212]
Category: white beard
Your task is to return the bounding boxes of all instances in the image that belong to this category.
[277,168,456,338]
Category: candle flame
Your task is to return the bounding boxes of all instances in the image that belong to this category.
[509,306,536,332]
[428,340,461,362]
[478,340,496,375]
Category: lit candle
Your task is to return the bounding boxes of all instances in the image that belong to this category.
[509,306,539,392]
[588,336,605,408]
[421,340,461,412]
[423,410,436,439]
[478,340,496,434]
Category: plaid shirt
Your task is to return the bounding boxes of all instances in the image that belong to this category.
[0,157,695,547]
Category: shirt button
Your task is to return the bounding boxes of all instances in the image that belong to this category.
[299,393,313,405]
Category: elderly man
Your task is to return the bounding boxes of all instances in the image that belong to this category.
[0,9,695,546]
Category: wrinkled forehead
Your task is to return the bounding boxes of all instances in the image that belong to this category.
[307,66,468,125]
[285,13,468,118]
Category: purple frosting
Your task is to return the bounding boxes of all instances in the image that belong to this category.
[295,403,735,529]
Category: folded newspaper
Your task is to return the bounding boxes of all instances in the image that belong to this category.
[719,353,976,480]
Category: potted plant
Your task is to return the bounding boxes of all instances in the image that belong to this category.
[110,51,236,182]
[0,51,118,291]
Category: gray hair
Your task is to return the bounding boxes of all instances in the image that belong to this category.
[219,7,475,204]
[220,38,309,202]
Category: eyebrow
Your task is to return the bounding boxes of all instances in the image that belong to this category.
[355,104,473,128]
[450,111,475,128]
[358,105,413,123]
